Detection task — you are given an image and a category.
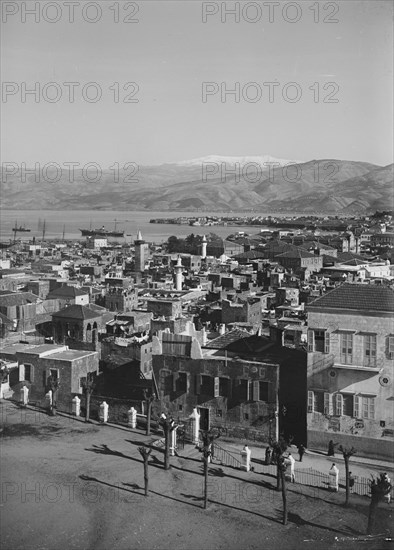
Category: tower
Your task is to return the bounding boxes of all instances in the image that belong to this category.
[134,230,146,272]
[201,234,207,259]
[174,255,183,291]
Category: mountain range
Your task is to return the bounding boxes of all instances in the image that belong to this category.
[1,156,392,214]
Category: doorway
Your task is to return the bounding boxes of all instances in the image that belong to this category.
[198,407,210,431]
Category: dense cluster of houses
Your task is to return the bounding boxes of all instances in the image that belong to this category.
[0,213,393,460]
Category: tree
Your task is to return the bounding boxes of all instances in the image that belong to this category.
[82,373,95,423]
[338,445,356,506]
[143,388,156,436]
[46,375,59,416]
[278,456,288,525]
[270,437,288,490]
[367,474,392,535]
[158,415,177,470]
[200,428,221,509]
[138,446,152,496]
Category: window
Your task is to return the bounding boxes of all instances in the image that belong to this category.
[313,391,324,413]
[24,364,33,382]
[200,375,213,396]
[362,396,375,419]
[259,381,269,402]
[219,377,230,397]
[340,333,353,364]
[307,329,330,353]
[364,334,377,367]
[314,330,325,352]
[342,394,354,417]
[50,369,59,380]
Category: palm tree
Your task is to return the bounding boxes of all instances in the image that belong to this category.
[367,474,392,534]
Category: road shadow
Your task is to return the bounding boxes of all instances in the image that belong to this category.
[285,510,361,536]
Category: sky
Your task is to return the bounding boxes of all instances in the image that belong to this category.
[1,0,393,167]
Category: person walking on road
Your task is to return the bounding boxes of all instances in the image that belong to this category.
[297,443,305,462]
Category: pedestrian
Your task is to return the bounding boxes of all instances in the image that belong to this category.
[287,453,296,482]
[349,471,355,489]
[265,446,272,465]
[327,440,336,456]
[297,443,305,462]
[329,463,339,491]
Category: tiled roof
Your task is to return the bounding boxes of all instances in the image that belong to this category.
[52,304,101,320]
[308,283,394,312]
[0,291,39,307]
[275,249,316,259]
[204,328,251,349]
[234,250,266,260]
[48,286,88,298]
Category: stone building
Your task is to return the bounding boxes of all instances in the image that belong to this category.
[153,351,279,441]
[15,344,99,411]
[221,296,262,329]
[52,304,102,345]
[306,283,394,460]
[105,287,138,312]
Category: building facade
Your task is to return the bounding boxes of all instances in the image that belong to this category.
[306,283,394,459]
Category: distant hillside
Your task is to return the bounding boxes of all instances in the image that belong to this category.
[1,158,392,214]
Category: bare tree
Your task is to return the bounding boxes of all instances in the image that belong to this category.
[143,388,155,436]
[82,372,95,423]
[270,437,288,491]
[338,445,356,506]
[200,428,221,509]
[278,456,288,525]
[138,446,152,496]
[46,375,59,416]
[158,415,177,470]
[367,474,392,535]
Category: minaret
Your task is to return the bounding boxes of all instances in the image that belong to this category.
[174,255,183,291]
[201,234,207,259]
[134,230,145,272]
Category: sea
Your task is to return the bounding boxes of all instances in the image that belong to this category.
[0,210,275,244]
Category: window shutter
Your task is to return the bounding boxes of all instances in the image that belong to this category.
[307,390,314,413]
[195,374,202,395]
[324,392,331,415]
[253,380,260,401]
[370,397,375,420]
[335,393,343,416]
[214,376,220,398]
[186,372,190,393]
[388,336,394,359]
[324,332,330,354]
[307,330,314,352]
[354,395,360,418]
[19,364,25,382]
[245,380,250,401]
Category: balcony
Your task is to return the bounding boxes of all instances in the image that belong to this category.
[333,362,380,373]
